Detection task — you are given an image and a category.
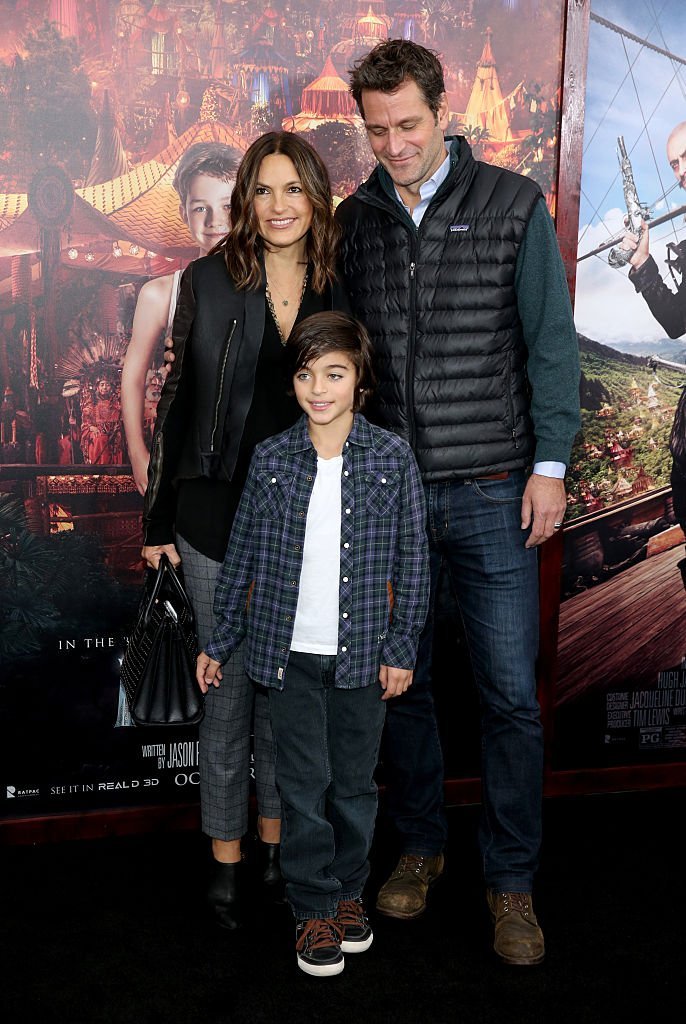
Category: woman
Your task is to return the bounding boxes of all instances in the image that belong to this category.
[117,146,238,728]
[141,132,348,930]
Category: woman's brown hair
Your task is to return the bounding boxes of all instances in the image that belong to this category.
[213,131,340,293]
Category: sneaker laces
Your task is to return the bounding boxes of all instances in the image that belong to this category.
[336,899,365,928]
[296,917,343,952]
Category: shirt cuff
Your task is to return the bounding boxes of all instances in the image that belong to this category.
[381,633,419,671]
[533,461,566,479]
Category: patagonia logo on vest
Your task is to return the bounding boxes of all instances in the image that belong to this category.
[450,224,470,232]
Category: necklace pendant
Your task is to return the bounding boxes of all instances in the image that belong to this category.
[282,299,289,306]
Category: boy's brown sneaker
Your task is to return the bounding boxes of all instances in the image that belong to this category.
[295,917,345,977]
[486,890,545,966]
[375,853,445,919]
[336,897,373,952]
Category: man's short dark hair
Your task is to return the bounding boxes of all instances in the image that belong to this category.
[349,39,446,119]
[172,142,239,205]
[287,312,375,413]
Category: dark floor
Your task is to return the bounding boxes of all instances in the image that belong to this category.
[3,787,683,1024]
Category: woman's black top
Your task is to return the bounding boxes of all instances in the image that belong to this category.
[175,282,330,561]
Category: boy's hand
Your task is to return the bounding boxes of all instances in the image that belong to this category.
[196,651,223,694]
[163,334,175,367]
[379,664,413,700]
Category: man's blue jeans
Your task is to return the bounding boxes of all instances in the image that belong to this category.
[383,470,543,891]
[268,651,386,918]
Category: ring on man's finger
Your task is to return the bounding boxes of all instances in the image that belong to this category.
[553,522,563,529]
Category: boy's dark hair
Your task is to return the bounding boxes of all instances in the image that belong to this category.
[349,39,446,119]
[287,312,375,413]
[172,142,239,205]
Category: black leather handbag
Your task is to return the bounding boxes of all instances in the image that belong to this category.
[121,554,204,726]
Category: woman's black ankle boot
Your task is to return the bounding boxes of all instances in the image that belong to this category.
[206,860,245,930]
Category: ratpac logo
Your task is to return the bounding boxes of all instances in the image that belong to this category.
[6,784,40,799]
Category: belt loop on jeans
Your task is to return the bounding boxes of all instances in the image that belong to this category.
[468,471,510,483]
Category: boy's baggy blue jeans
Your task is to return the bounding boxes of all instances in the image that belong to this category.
[383,469,544,891]
[268,650,387,918]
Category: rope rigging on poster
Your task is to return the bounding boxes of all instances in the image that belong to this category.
[578,10,686,266]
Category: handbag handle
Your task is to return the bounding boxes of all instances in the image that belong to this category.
[142,553,193,625]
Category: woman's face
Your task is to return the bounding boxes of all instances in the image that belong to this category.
[252,153,314,253]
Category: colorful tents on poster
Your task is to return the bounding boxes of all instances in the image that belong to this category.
[451,28,525,145]
[285,57,361,132]
[229,39,291,114]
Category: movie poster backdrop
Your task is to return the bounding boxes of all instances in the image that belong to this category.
[557,0,686,771]
[0,0,567,819]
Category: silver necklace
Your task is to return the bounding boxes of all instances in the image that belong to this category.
[265,267,309,344]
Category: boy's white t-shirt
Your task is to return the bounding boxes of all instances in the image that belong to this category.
[290,454,342,655]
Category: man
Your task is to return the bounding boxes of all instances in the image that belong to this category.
[622,122,686,544]
[622,120,686,339]
[335,39,580,966]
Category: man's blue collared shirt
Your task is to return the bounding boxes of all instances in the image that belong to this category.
[393,149,451,226]
[205,414,430,689]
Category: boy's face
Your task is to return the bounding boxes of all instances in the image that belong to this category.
[180,172,233,254]
[293,350,358,429]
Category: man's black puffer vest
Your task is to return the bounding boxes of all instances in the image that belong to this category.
[336,137,544,481]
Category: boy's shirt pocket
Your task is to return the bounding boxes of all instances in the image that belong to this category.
[364,470,401,517]
[253,471,293,519]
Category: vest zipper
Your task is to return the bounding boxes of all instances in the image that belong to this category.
[506,351,519,448]
[210,319,237,453]
[407,255,418,448]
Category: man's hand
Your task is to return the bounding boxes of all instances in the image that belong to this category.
[622,218,650,270]
[141,542,181,569]
[379,664,413,700]
[521,474,567,548]
[196,651,223,694]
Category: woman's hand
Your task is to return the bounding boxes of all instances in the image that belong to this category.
[196,651,223,693]
[141,543,181,570]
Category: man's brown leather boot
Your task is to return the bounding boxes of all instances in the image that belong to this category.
[375,853,444,919]
[487,890,545,965]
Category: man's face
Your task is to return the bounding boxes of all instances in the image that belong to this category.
[181,172,233,254]
[667,124,686,190]
[361,79,449,201]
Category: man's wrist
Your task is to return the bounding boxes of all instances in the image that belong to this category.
[532,461,566,479]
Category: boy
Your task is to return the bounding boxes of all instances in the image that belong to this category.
[122,141,239,494]
[197,311,430,977]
